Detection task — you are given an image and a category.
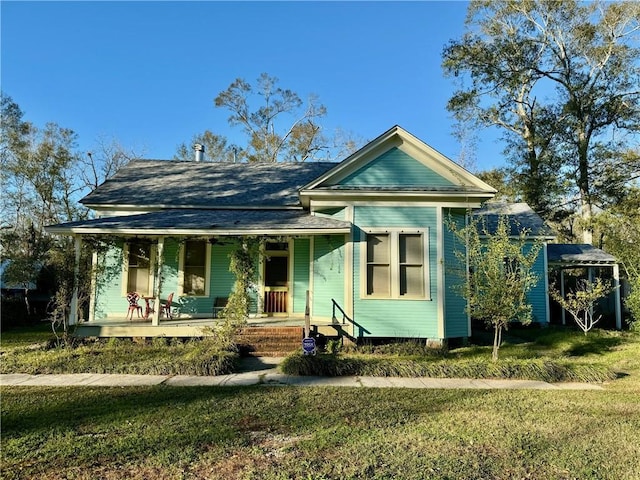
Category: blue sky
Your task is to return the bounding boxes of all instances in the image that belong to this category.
[1,1,504,170]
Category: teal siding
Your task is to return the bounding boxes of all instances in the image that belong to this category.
[292,238,310,314]
[208,243,236,308]
[443,210,469,338]
[351,206,439,338]
[93,240,240,319]
[312,235,345,319]
[314,207,346,221]
[527,244,548,324]
[93,242,125,320]
[339,147,455,187]
[160,239,179,300]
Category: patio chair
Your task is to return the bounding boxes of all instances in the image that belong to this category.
[126,292,143,321]
[161,292,174,319]
[213,297,228,318]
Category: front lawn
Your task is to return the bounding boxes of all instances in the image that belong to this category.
[2,324,639,479]
[2,385,639,479]
[2,324,639,386]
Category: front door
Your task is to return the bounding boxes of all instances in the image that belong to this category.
[264,242,289,315]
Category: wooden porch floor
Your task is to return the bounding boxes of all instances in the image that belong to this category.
[73,316,349,338]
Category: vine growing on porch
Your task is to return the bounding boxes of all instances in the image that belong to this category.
[221,236,263,330]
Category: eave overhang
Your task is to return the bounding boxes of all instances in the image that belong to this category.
[45,209,352,237]
[300,189,496,208]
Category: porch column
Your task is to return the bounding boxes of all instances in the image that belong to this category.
[88,250,98,322]
[152,236,165,326]
[69,236,82,326]
[588,267,594,322]
[560,269,566,326]
[613,264,622,330]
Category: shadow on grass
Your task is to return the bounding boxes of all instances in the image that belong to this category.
[461,325,632,360]
[565,334,626,356]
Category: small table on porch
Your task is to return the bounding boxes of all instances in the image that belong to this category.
[142,296,155,319]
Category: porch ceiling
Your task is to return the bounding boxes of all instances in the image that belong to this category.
[45,208,352,236]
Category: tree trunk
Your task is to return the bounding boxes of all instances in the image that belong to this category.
[492,324,502,361]
[23,287,31,315]
[577,130,593,244]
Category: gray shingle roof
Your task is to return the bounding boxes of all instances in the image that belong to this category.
[81,160,337,208]
[473,202,555,237]
[547,244,617,265]
[46,209,352,235]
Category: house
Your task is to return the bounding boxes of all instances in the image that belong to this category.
[49,125,621,343]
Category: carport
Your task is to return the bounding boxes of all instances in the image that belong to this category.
[547,244,622,329]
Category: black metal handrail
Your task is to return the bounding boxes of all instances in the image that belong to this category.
[331,298,351,325]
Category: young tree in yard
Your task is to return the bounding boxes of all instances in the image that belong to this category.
[450,215,542,361]
[550,278,614,335]
[443,1,640,242]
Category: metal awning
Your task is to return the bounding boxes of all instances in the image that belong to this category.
[45,209,352,236]
[547,244,617,267]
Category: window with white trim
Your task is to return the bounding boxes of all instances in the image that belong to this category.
[363,229,429,299]
[125,241,152,295]
[179,240,211,296]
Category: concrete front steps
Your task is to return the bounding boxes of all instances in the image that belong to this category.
[235,326,304,357]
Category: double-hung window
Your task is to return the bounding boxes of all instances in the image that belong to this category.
[125,241,152,296]
[363,229,429,299]
[179,240,211,297]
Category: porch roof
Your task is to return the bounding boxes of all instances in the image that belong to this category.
[547,244,617,266]
[45,209,352,236]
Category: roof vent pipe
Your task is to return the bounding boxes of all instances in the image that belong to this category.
[193,143,205,162]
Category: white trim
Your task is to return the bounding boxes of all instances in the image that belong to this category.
[152,237,164,326]
[311,200,487,208]
[177,240,212,298]
[121,241,156,297]
[309,236,315,318]
[288,239,295,314]
[465,211,472,338]
[302,190,492,205]
[89,250,98,323]
[300,125,497,194]
[69,237,82,326]
[359,227,431,301]
[437,207,445,339]
[344,206,354,319]
[613,264,622,330]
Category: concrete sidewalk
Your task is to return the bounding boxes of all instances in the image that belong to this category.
[0,372,604,390]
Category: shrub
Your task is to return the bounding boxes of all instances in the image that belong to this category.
[280,353,616,383]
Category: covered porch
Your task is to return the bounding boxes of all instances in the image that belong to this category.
[47,207,353,337]
[71,315,352,338]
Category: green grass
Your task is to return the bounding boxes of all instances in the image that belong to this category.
[2,325,639,479]
[2,385,639,479]
[0,325,237,376]
[282,327,640,384]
